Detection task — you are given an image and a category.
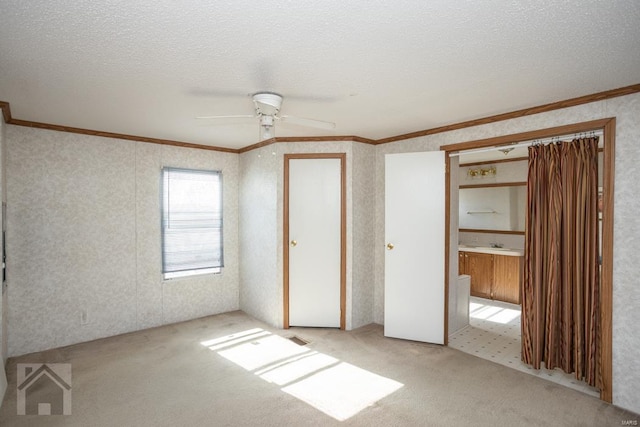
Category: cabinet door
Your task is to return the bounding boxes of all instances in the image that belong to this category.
[466,252,493,299]
[492,255,522,304]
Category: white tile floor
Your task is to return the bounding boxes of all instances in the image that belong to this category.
[449,297,600,398]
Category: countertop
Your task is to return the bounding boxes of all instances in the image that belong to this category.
[458,245,524,256]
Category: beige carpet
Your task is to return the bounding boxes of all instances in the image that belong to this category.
[0,310,637,426]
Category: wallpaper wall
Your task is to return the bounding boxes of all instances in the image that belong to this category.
[373,92,640,414]
[239,141,376,331]
[0,116,7,403]
[350,142,375,329]
[6,126,239,357]
[239,145,280,327]
[3,91,639,413]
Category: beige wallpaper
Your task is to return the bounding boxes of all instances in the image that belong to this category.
[373,92,640,414]
[4,91,639,413]
[239,145,280,327]
[6,126,239,357]
[0,116,6,403]
[350,142,375,329]
[239,141,376,331]
[605,94,640,413]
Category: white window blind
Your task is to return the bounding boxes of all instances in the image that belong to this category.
[162,168,223,277]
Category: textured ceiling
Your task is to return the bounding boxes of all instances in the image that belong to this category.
[1,1,639,150]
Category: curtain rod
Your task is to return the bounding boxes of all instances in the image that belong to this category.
[450,130,604,157]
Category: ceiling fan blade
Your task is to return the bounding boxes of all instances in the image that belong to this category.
[195,115,255,120]
[279,114,335,130]
[188,88,252,98]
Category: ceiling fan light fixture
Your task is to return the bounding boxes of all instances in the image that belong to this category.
[259,125,274,140]
[259,115,275,140]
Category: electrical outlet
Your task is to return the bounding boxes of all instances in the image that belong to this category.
[80,309,89,325]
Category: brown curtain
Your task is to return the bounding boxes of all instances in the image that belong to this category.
[521,137,600,388]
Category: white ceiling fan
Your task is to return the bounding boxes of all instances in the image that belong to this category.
[196,92,336,140]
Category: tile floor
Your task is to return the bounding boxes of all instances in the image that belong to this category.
[449,296,600,398]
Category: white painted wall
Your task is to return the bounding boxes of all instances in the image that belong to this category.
[459,159,527,231]
[458,186,526,231]
[373,92,640,414]
[6,126,239,357]
[458,159,528,184]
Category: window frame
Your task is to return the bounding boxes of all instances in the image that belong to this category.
[161,167,224,280]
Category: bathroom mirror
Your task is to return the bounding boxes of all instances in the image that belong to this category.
[459,184,526,233]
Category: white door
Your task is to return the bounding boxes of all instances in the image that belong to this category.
[384,151,445,343]
[287,157,342,328]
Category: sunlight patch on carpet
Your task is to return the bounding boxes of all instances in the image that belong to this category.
[258,352,338,386]
[201,329,403,421]
[282,361,403,421]
[216,334,308,371]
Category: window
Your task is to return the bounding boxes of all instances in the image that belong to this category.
[162,167,223,279]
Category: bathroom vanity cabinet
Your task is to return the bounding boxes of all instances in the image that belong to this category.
[459,250,523,304]
[459,251,493,299]
[492,255,523,304]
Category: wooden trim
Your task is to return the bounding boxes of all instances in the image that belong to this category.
[1,99,236,152]
[444,155,451,345]
[283,156,291,329]
[340,153,347,330]
[275,136,376,144]
[459,182,526,189]
[284,152,348,160]
[459,156,528,167]
[239,135,376,154]
[377,84,640,145]
[459,228,525,235]
[0,101,11,123]
[4,83,636,154]
[238,137,278,154]
[600,118,615,403]
[446,117,615,403]
[283,153,347,330]
[441,118,613,154]
[8,117,239,153]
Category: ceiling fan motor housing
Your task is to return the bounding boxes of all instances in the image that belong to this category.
[253,92,283,116]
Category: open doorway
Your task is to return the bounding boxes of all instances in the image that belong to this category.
[441,118,615,402]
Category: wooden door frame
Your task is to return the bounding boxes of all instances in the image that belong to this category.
[441,117,615,403]
[283,153,347,330]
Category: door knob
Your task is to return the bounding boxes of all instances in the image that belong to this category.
[386,243,394,250]
[290,240,297,247]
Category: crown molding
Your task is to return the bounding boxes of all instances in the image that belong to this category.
[238,135,376,153]
[2,114,239,153]
[374,83,640,145]
[2,83,639,153]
